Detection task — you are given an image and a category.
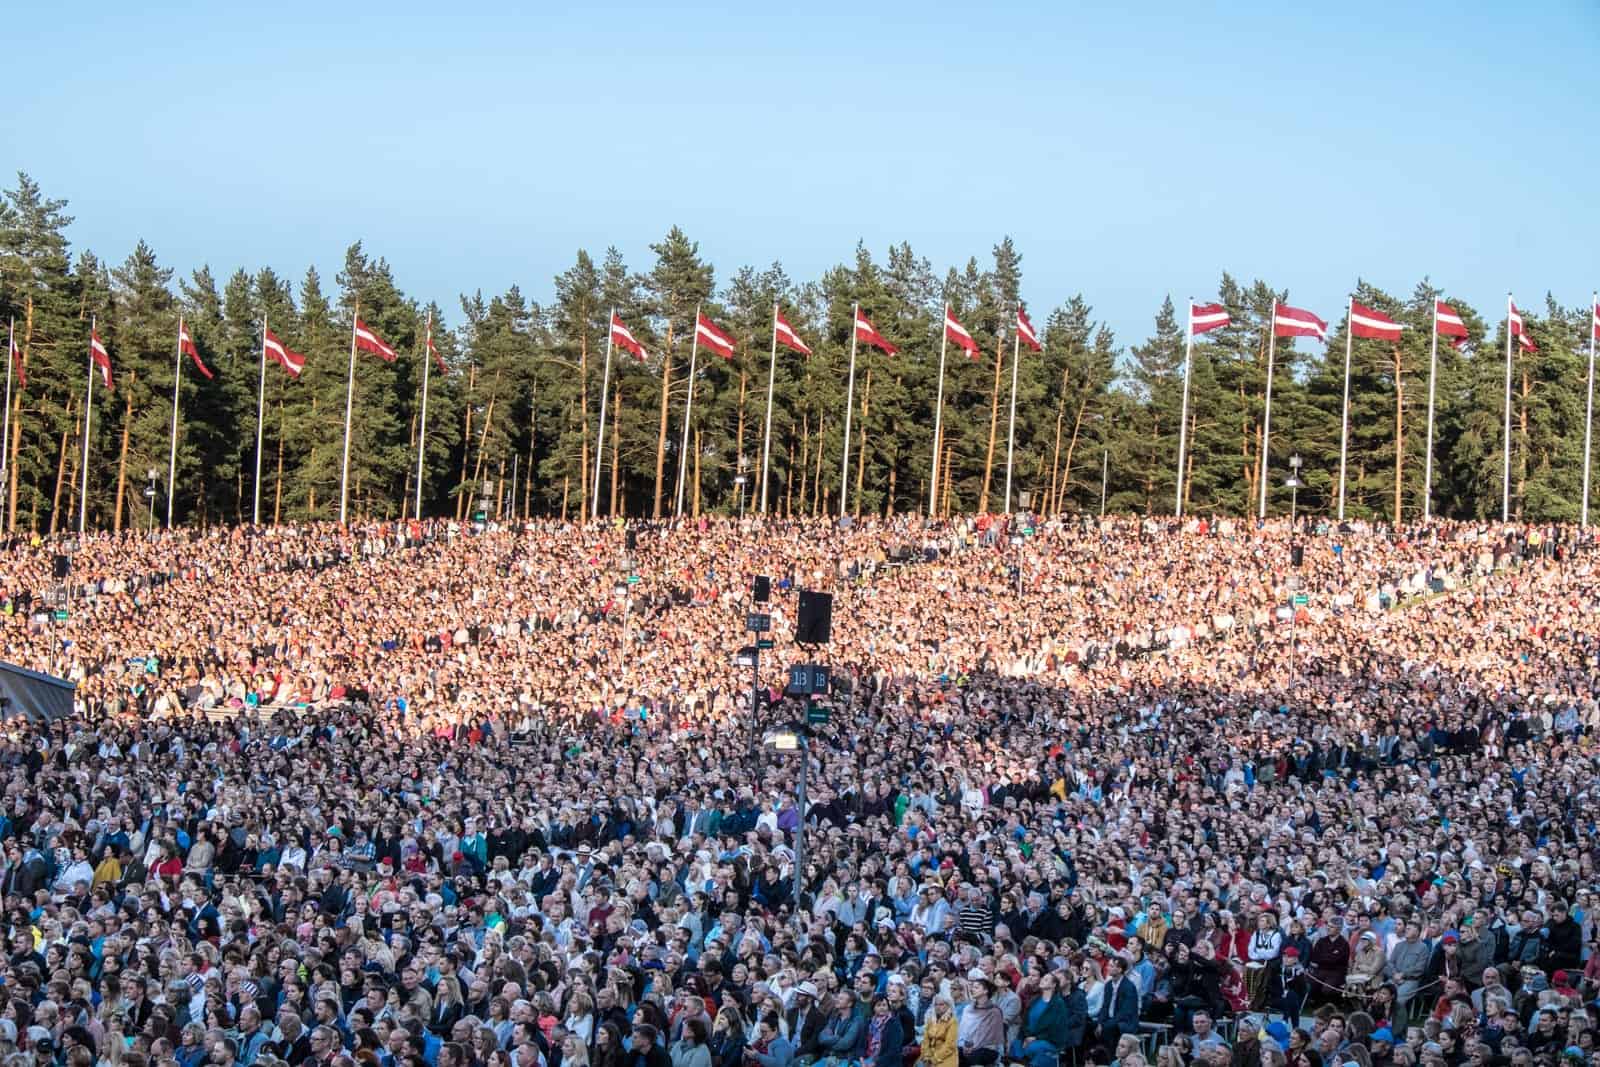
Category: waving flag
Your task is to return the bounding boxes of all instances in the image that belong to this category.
[90,328,113,390]
[1273,304,1328,342]
[610,312,647,361]
[426,327,448,375]
[1350,301,1403,341]
[354,317,397,361]
[1191,302,1231,336]
[1509,300,1537,352]
[854,309,897,355]
[1435,300,1469,340]
[774,309,812,356]
[944,306,980,359]
[179,318,214,380]
[1016,306,1042,351]
[695,311,736,360]
[8,331,22,390]
[264,328,305,378]
[1592,298,1599,341]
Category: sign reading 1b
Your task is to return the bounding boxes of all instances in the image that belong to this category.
[787,663,831,695]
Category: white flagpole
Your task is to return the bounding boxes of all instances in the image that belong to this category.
[415,310,433,521]
[254,318,268,526]
[1258,300,1277,520]
[1580,292,1593,531]
[591,309,615,520]
[79,316,96,535]
[1003,304,1022,515]
[929,303,950,516]
[167,317,184,529]
[840,303,860,518]
[674,303,701,518]
[1337,295,1354,521]
[1175,300,1195,518]
[340,303,359,525]
[1,318,13,533]
[1423,298,1441,523]
[760,301,779,515]
[1502,293,1513,523]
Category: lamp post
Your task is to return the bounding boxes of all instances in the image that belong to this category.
[763,724,808,939]
[1287,453,1303,528]
[144,468,159,527]
[736,453,748,519]
[1285,453,1304,713]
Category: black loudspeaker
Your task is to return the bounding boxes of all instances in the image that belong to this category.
[753,575,771,603]
[625,527,637,552]
[796,590,833,645]
[52,555,70,580]
[1291,544,1304,568]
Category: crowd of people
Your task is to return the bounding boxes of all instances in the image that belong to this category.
[0,512,1593,1067]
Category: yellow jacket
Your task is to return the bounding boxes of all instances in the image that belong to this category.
[920,1013,958,1067]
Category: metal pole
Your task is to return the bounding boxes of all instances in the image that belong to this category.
[761,302,779,514]
[1003,305,1022,514]
[166,317,183,529]
[254,318,268,525]
[674,303,701,518]
[1,318,13,532]
[1423,298,1440,523]
[1502,294,1513,523]
[340,303,359,525]
[929,303,950,516]
[1258,300,1278,520]
[415,310,433,520]
[794,729,807,940]
[1582,292,1596,529]
[1337,295,1353,521]
[79,316,96,535]
[839,304,859,518]
[1100,446,1109,518]
[1175,299,1195,517]
[591,309,615,520]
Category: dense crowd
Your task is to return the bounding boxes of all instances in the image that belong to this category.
[0,513,1594,1067]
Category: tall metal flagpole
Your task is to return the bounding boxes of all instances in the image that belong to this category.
[79,316,97,535]
[1257,300,1278,520]
[254,318,268,526]
[1,318,13,532]
[414,310,433,521]
[591,308,615,520]
[167,317,184,529]
[760,301,779,514]
[1337,295,1354,521]
[839,303,860,518]
[1502,293,1513,523]
[929,303,951,516]
[674,303,702,518]
[1175,300,1195,518]
[1580,292,1593,531]
[1003,304,1022,515]
[340,303,359,525]
[1423,298,1441,523]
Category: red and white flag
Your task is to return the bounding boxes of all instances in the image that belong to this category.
[1016,306,1042,351]
[1350,301,1403,341]
[610,312,647,361]
[1509,300,1537,352]
[264,328,305,378]
[944,306,980,359]
[1273,304,1328,342]
[354,317,397,361]
[695,312,736,360]
[8,332,22,390]
[774,309,811,356]
[426,326,448,375]
[854,309,897,355]
[1191,302,1231,336]
[90,328,113,390]
[1592,298,1600,342]
[1435,300,1469,339]
[179,318,214,380]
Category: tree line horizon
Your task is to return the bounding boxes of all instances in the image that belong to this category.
[0,172,1593,534]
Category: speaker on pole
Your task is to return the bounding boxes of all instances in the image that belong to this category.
[753,575,771,603]
[52,555,70,580]
[796,590,833,645]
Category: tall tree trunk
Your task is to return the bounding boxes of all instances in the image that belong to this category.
[274,401,286,525]
[561,474,569,520]
[735,369,747,509]
[785,435,795,517]
[470,372,501,502]
[496,456,507,520]
[652,324,675,518]
[692,427,702,518]
[1058,396,1088,515]
[48,396,73,536]
[1047,361,1070,514]
[979,331,1004,512]
[8,296,31,532]
[112,389,133,532]
[307,393,318,520]
[797,412,810,513]
[579,322,590,522]
[525,449,534,519]
[1516,366,1531,520]
[1183,410,1197,515]
[456,364,477,520]
[1393,344,1405,525]
[1240,381,1254,513]
[402,409,417,521]
[811,414,825,516]
[942,443,955,517]
[609,383,622,517]
[855,368,871,514]
[886,461,897,517]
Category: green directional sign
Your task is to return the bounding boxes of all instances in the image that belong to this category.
[806,704,830,725]
[627,575,641,585]
[756,639,774,650]
[52,610,68,622]
[1292,594,1308,607]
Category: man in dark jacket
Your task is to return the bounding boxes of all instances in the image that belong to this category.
[785,983,826,1061]
[1096,957,1141,1060]
[1540,900,1582,971]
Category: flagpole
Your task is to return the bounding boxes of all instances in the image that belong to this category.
[1502,293,1513,523]
[1580,292,1593,531]
[340,303,359,525]
[415,310,433,521]
[254,318,268,526]
[840,303,860,519]
[1003,304,1022,515]
[591,309,615,520]
[167,317,184,529]
[929,303,951,517]
[674,303,702,518]
[79,316,96,535]
[1258,300,1277,520]
[1337,295,1353,521]
[1175,300,1195,519]
[760,301,779,515]
[1,319,13,533]
[1423,299,1441,523]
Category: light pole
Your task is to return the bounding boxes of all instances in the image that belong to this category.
[1285,454,1305,713]
[144,468,159,527]
[763,724,808,940]
[1287,453,1303,528]
[736,453,748,519]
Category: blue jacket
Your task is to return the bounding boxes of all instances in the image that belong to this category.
[1098,978,1140,1033]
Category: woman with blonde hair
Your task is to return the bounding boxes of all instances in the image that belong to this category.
[918,995,957,1067]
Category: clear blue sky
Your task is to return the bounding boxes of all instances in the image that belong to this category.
[5,0,1596,349]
